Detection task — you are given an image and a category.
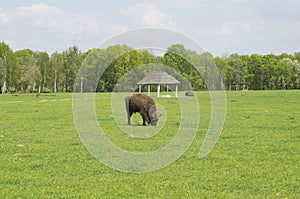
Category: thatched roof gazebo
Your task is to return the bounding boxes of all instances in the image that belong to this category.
[137,71,180,97]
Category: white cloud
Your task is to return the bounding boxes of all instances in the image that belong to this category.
[0,3,100,36]
[0,8,10,24]
[120,3,175,28]
[220,21,262,35]
[112,25,129,33]
[17,3,61,14]
[1,1,299,55]
[0,3,104,52]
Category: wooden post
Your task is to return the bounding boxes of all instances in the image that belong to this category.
[148,85,150,96]
[175,84,178,97]
[157,84,160,98]
[166,85,169,95]
[139,84,141,93]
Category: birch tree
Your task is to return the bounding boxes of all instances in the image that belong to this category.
[0,42,18,93]
[49,52,64,92]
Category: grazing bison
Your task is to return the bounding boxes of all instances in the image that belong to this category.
[125,93,159,126]
[185,91,195,96]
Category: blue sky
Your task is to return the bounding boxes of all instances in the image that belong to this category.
[1,0,299,56]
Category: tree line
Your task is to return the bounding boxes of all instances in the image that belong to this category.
[1,41,300,93]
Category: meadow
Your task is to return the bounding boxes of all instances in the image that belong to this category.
[0,90,299,198]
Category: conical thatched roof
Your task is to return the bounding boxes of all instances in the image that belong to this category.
[137,72,180,85]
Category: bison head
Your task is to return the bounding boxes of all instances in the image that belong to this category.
[149,105,159,126]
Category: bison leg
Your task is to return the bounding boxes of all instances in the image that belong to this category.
[140,111,150,126]
[142,117,146,126]
[125,95,132,125]
[128,111,133,125]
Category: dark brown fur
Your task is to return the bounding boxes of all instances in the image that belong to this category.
[125,93,158,126]
[185,91,195,96]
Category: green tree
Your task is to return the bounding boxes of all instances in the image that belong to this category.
[63,46,82,92]
[99,45,137,92]
[77,48,106,92]
[226,54,249,90]
[274,58,294,89]
[49,52,64,92]
[34,51,49,93]
[259,54,278,90]
[214,56,232,90]
[15,49,40,92]
[291,59,300,89]
[246,54,263,90]
[163,44,204,90]
[0,42,19,93]
[200,52,222,90]
[140,49,156,64]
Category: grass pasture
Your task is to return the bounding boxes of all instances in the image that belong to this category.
[0,91,299,198]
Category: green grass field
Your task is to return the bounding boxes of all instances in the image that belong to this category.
[0,91,299,198]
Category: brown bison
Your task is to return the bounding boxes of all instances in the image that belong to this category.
[185,91,195,96]
[125,93,159,126]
